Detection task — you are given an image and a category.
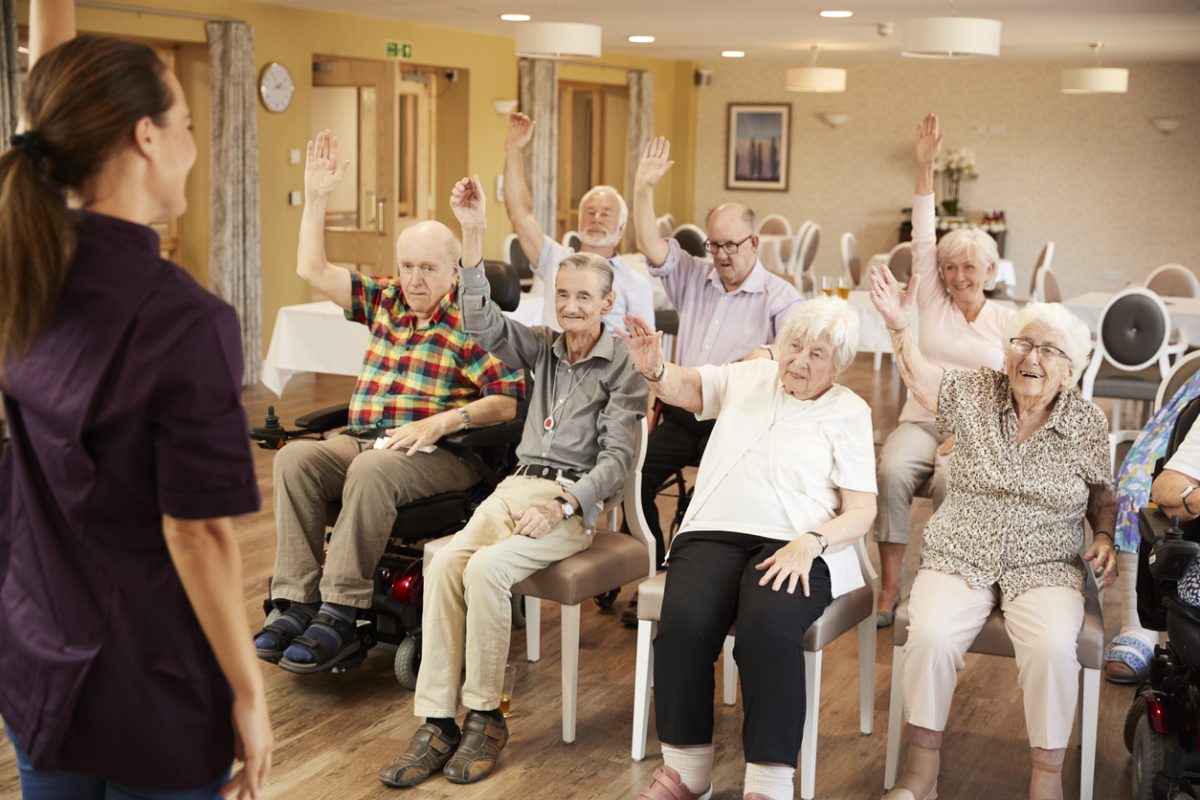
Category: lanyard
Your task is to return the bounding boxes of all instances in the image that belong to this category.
[544,359,593,432]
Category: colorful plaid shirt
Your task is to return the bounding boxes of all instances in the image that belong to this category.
[345,274,524,433]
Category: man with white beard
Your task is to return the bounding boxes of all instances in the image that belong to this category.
[503,112,654,335]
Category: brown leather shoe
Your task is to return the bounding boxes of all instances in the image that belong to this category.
[378,722,461,788]
[443,711,509,784]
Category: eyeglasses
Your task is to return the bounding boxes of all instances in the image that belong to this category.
[702,234,754,255]
[1008,337,1069,361]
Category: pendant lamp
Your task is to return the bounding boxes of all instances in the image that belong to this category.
[786,45,847,93]
[1062,43,1128,94]
[515,22,602,60]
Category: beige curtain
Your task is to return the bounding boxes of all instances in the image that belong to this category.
[624,69,655,251]
[0,0,18,145]
[518,57,558,236]
[206,21,262,387]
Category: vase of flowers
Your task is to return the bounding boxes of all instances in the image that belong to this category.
[935,147,979,217]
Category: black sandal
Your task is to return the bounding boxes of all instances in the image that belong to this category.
[278,611,360,674]
[254,606,313,663]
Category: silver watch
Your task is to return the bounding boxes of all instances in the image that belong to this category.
[556,496,576,519]
[1182,484,1197,512]
[804,530,828,554]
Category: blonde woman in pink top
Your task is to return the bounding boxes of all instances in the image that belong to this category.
[875,114,1016,626]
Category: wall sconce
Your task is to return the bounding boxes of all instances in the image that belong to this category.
[1150,117,1181,135]
[493,99,518,115]
[819,112,849,128]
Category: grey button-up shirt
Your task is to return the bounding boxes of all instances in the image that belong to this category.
[459,261,648,527]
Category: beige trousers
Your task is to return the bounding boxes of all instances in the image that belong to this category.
[902,569,1084,750]
[414,475,591,717]
[270,434,480,608]
[874,421,949,545]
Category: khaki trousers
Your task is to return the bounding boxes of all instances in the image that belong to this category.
[414,475,591,717]
[874,422,949,545]
[270,434,480,608]
[902,569,1084,750]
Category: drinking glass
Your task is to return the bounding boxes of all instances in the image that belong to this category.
[500,664,517,718]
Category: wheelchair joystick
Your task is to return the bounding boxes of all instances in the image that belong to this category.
[249,405,289,450]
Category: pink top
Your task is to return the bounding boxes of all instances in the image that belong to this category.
[900,193,1015,424]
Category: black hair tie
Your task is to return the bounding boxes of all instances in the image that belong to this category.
[10,131,51,165]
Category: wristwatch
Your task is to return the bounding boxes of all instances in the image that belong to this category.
[555,496,576,519]
[457,406,472,430]
[1181,484,1197,513]
[804,530,828,554]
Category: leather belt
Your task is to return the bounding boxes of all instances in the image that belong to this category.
[513,464,583,484]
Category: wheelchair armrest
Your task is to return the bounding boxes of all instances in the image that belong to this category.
[294,403,351,433]
[442,419,525,449]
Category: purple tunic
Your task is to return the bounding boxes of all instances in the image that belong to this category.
[0,211,260,789]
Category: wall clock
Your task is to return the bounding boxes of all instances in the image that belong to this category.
[259,61,294,113]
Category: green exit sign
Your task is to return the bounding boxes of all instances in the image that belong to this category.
[385,40,413,60]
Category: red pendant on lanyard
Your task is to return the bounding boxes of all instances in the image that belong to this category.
[544,416,554,431]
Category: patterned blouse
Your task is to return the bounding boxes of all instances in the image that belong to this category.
[922,368,1112,599]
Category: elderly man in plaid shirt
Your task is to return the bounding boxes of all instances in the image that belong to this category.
[254,131,524,673]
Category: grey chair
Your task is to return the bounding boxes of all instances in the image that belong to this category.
[755,213,792,238]
[561,230,582,252]
[632,539,876,800]
[841,232,862,287]
[503,233,535,291]
[793,223,821,295]
[1080,288,1172,430]
[671,223,708,259]
[1034,265,1063,303]
[882,566,1105,800]
[1145,264,1200,298]
[1028,241,1056,298]
[887,242,913,285]
[424,418,652,744]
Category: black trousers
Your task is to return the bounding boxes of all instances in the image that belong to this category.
[640,406,716,567]
[653,530,833,765]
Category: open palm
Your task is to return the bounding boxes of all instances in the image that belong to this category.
[915,113,943,167]
[635,136,674,188]
[305,130,349,201]
[617,314,665,376]
[506,112,535,150]
[868,264,920,330]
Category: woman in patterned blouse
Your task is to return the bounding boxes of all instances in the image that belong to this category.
[870,264,1118,800]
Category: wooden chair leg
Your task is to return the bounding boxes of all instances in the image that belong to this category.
[884,644,905,790]
[631,619,656,760]
[859,615,876,735]
[560,603,580,743]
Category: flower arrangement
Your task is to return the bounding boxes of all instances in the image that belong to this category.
[934,147,979,216]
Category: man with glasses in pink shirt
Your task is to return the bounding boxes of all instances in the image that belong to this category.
[627,136,802,621]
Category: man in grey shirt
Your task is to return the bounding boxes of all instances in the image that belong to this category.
[378,176,646,790]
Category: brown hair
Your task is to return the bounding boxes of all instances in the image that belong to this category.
[0,35,174,371]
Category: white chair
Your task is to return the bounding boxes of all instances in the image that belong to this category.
[1155,350,1200,412]
[755,213,792,239]
[792,223,821,295]
[1145,264,1200,298]
[886,242,913,285]
[841,232,862,288]
[561,230,582,252]
[425,418,653,744]
[1034,265,1063,303]
[632,539,877,800]
[1081,287,1173,431]
[1027,241,1055,298]
[785,219,816,275]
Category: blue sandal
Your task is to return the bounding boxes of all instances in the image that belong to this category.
[1104,634,1153,684]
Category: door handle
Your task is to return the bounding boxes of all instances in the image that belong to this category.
[377,198,386,234]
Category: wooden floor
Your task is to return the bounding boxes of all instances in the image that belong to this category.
[0,354,1137,799]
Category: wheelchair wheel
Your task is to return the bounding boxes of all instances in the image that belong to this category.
[394,634,421,690]
[1132,714,1169,800]
[593,589,619,610]
[1125,694,1147,753]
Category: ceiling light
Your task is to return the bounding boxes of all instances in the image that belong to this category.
[901,16,1001,58]
[500,13,530,22]
[1061,43,1128,94]
[628,35,656,43]
[515,22,602,59]
[721,50,745,58]
[786,45,846,92]
[819,10,854,18]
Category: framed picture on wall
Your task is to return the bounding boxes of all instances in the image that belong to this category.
[725,103,790,191]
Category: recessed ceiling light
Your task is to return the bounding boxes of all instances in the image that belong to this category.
[819,10,854,18]
[721,50,745,58]
[628,35,656,43]
[500,13,531,22]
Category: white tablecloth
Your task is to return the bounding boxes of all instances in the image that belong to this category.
[1065,292,1200,345]
[847,290,919,367]
[261,294,545,396]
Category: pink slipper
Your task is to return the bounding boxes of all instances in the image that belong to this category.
[637,765,714,800]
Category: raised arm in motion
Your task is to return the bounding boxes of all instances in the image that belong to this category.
[869,264,944,413]
[502,112,548,264]
[632,136,675,267]
[297,130,352,309]
[617,313,702,415]
[914,112,942,197]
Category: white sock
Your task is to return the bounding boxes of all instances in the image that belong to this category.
[662,744,714,794]
[743,762,794,799]
[1116,551,1154,645]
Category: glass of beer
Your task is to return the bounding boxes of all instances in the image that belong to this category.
[500,664,517,718]
[837,276,851,300]
[821,276,835,297]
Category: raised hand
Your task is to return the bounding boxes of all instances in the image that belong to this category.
[450,174,487,230]
[305,130,349,202]
[616,314,665,379]
[635,136,675,189]
[868,264,920,331]
[915,113,943,168]
[506,112,535,151]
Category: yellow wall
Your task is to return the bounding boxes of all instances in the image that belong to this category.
[16,0,693,356]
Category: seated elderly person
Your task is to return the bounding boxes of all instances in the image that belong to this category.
[870,264,1117,800]
[1150,415,1200,607]
[875,113,1015,627]
[255,132,523,673]
[623,296,877,800]
[377,176,646,789]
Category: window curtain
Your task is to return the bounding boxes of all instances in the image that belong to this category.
[0,0,18,145]
[206,21,262,387]
[517,57,558,236]
[624,69,654,251]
